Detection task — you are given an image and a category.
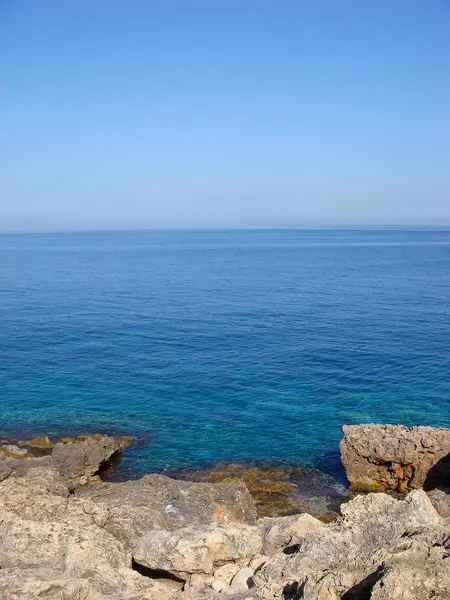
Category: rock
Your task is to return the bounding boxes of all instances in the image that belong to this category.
[227,567,255,593]
[247,555,268,571]
[340,423,450,492]
[253,490,447,599]
[214,563,242,585]
[257,513,324,555]
[133,524,262,577]
[427,488,450,518]
[51,433,130,490]
[184,573,215,591]
[76,474,257,547]
[0,453,51,483]
[25,435,54,449]
[0,466,112,529]
[0,444,31,459]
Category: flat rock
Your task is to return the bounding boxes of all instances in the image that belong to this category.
[0,453,51,483]
[76,473,257,547]
[133,524,262,576]
[340,423,450,492]
[51,433,131,490]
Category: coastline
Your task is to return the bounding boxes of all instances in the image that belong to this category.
[1,424,449,598]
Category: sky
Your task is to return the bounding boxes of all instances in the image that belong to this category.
[1,1,449,230]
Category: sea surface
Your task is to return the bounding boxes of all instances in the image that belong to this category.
[0,228,449,481]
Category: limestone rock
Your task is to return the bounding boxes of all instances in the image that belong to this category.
[340,423,450,492]
[51,433,130,490]
[257,513,324,555]
[133,524,262,577]
[76,474,257,547]
[213,563,242,585]
[227,567,255,593]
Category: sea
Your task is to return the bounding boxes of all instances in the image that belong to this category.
[0,228,449,482]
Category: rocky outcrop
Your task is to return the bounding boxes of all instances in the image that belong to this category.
[252,490,449,599]
[51,433,131,490]
[76,474,257,548]
[340,423,450,492]
[0,468,179,599]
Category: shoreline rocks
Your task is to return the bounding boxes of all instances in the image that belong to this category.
[340,423,450,493]
[0,424,449,598]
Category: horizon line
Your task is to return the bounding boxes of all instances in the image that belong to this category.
[1,223,450,235]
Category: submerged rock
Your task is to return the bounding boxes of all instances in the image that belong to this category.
[51,433,131,490]
[21,434,54,450]
[170,461,347,522]
[340,423,450,492]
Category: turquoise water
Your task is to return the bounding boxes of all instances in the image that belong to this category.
[0,229,449,478]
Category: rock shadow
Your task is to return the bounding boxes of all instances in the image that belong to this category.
[424,453,450,492]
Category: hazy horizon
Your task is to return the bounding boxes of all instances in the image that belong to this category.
[2,1,449,230]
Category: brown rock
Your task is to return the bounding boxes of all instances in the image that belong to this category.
[427,489,450,518]
[340,424,450,492]
[25,435,54,450]
[51,433,130,490]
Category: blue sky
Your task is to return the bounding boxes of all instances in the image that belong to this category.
[1,1,449,230]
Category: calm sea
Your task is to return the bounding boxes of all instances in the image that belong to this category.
[0,228,449,479]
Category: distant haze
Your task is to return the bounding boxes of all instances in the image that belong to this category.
[1,1,449,230]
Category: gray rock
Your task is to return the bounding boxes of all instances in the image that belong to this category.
[76,473,257,547]
[51,433,130,490]
[0,453,51,483]
[133,524,262,577]
[340,423,450,492]
[257,513,324,555]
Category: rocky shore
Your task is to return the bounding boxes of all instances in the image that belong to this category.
[0,425,449,599]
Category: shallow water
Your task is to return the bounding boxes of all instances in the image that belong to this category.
[1,228,449,479]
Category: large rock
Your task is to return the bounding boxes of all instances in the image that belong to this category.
[51,433,130,490]
[340,423,450,492]
[133,524,262,577]
[76,473,257,548]
[0,470,178,600]
[253,490,448,599]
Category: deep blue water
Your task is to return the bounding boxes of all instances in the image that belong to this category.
[0,228,449,479]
